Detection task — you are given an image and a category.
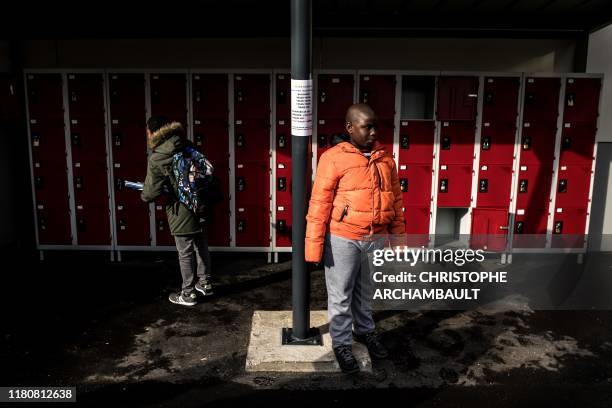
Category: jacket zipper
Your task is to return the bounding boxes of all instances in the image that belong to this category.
[339,205,349,222]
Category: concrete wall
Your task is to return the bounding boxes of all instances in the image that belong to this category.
[20,38,576,72]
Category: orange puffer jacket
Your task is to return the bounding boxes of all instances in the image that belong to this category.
[305,141,406,263]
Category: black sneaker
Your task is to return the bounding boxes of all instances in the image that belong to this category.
[169,291,197,306]
[195,279,214,296]
[333,345,360,374]
[353,331,389,359]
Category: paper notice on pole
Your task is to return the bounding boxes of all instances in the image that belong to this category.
[291,79,313,136]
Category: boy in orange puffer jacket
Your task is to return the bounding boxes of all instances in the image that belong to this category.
[305,104,407,373]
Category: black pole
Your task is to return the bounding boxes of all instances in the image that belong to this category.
[284,0,320,345]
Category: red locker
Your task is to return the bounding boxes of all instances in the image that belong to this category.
[234,119,270,162]
[317,74,354,118]
[26,74,64,119]
[476,164,512,208]
[236,204,270,247]
[316,118,346,159]
[37,206,72,245]
[108,73,146,116]
[437,164,472,207]
[67,74,105,117]
[399,164,432,206]
[275,73,291,119]
[563,78,601,123]
[150,73,188,125]
[551,207,587,248]
[192,74,229,119]
[398,120,435,164]
[559,123,596,166]
[235,162,269,206]
[436,76,478,121]
[359,75,396,118]
[376,118,394,156]
[75,203,111,245]
[554,165,592,209]
[115,201,150,246]
[478,122,516,165]
[234,74,270,119]
[69,125,107,162]
[110,124,148,165]
[275,119,292,248]
[482,77,520,123]
[439,121,476,164]
[516,163,552,210]
[470,208,508,251]
[404,206,430,246]
[154,204,175,246]
[523,77,561,125]
[518,124,557,165]
[30,124,66,159]
[513,208,548,248]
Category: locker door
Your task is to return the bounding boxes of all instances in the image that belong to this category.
[563,78,601,123]
[234,74,270,119]
[479,122,516,165]
[482,77,520,123]
[554,165,592,209]
[275,119,292,248]
[275,73,291,119]
[110,124,148,166]
[476,164,512,208]
[439,121,476,164]
[471,208,509,251]
[37,206,72,245]
[67,74,105,117]
[437,164,472,207]
[69,124,107,162]
[436,76,478,121]
[518,124,557,165]
[376,118,394,156]
[551,207,587,248]
[516,163,552,210]
[523,77,561,125]
[236,204,269,247]
[316,118,346,160]
[513,208,548,248]
[115,200,151,246]
[108,73,146,116]
[404,206,430,247]
[26,73,64,119]
[150,73,188,125]
[399,164,432,206]
[398,120,435,164]
[359,74,396,118]
[192,73,229,119]
[33,158,71,245]
[30,124,66,159]
[559,123,596,166]
[75,203,111,245]
[317,74,354,118]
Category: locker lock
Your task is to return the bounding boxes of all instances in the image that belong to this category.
[158,220,165,231]
[238,220,246,232]
[439,179,448,193]
[71,133,80,147]
[119,219,127,231]
[479,179,488,193]
[78,218,87,232]
[515,221,524,234]
[526,92,535,104]
[236,133,245,148]
[566,92,576,107]
[318,134,328,148]
[114,133,122,147]
[35,176,44,189]
[319,90,327,104]
[195,90,201,103]
[152,90,160,103]
[441,136,451,150]
[71,91,77,102]
[237,89,244,103]
[277,89,287,105]
[558,179,567,193]
[400,178,408,192]
[519,179,528,193]
[360,90,369,104]
[110,90,119,103]
[554,221,563,234]
[522,136,532,151]
[484,92,494,106]
[237,177,246,192]
[277,177,287,192]
[278,134,286,148]
[29,90,38,103]
[561,136,571,150]
[38,216,47,231]
[481,136,491,150]
[400,134,409,149]
[32,133,40,147]
[75,176,84,190]
[277,219,287,233]
[195,134,203,146]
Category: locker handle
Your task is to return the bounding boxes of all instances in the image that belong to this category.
[467,94,478,98]
[499,226,509,230]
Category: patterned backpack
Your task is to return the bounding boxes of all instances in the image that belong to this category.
[172,146,215,214]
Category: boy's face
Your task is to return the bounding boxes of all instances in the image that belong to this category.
[346,111,378,151]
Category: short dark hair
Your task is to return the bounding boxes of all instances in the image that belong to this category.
[147,116,169,133]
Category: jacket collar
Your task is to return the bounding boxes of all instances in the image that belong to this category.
[337,141,386,161]
[148,122,184,149]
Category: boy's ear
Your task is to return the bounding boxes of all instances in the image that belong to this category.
[345,121,352,133]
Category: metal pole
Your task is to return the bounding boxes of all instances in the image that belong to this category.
[283,0,320,345]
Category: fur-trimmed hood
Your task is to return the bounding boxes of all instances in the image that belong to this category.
[148,121,184,149]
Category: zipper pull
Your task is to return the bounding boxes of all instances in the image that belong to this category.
[339,205,348,222]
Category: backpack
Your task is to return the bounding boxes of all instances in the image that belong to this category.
[172,146,219,214]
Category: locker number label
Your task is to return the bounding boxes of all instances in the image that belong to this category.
[291,79,313,137]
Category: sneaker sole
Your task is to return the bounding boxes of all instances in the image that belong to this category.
[339,365,360,374]
[169,297,197,307]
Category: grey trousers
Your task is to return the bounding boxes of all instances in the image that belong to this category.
[174,231,211,295]
[324,233,384,347]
